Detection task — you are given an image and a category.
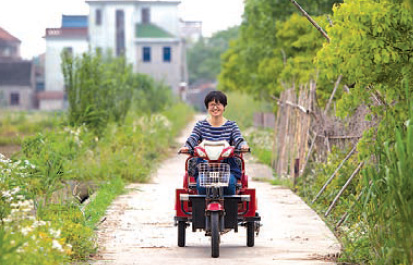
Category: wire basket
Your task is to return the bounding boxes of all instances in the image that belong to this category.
[197,163,230,187]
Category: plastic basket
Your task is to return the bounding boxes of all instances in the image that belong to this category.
[197,163,230,187]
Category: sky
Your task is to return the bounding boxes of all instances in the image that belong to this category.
[0,0,245,59]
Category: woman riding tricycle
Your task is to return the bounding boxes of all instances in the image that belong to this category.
[175,91,261,258]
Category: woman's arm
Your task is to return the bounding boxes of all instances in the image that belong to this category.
[184,121,202,149]
[231,122,249,149]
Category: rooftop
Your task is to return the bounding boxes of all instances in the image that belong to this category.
[62,15,88,28]
[136,23,174,38]
[45,28,88,39]
[0,27,21,43]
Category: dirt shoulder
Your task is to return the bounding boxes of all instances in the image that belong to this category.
[92,115,341,264]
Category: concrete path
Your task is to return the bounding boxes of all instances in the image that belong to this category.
[92,115,341,264]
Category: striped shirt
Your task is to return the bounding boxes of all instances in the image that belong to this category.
[185,119,247,148]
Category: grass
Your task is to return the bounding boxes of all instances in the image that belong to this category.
[0,104,195,263]
[84,176,125,227]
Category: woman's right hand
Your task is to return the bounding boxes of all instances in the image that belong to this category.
[179,146,190,154]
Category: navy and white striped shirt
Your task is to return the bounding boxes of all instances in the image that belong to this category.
[185,119,247,179]
[185,119,247,149]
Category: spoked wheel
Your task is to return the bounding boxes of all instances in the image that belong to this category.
[178,221,186,247]
[211,212,220,258]
[247,221,255,247]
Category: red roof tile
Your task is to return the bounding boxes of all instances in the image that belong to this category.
[0,27,21,43]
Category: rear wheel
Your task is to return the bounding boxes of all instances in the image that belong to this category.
[247,221,255,247]
[178,221,186,247]
[211,212,220,258]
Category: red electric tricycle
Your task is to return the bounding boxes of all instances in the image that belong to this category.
[174,139,261,258]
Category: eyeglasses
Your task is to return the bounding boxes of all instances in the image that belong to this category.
[208,103,223,109]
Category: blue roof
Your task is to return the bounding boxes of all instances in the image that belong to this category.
[62,15,88,28]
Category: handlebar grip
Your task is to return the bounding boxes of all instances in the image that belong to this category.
[178,149,194,155]
[235,148,251,154]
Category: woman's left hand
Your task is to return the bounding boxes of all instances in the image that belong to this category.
[241,145,250,150]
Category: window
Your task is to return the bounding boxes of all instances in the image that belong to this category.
[142,8,150,24]
[10,93,19,106]
[163,47,171,62]
[96,9,102,25]
[143,47,151,62]
[116,10,125,56]
[63,47,73,56]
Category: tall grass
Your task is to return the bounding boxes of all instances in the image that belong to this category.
[351,106,413,264]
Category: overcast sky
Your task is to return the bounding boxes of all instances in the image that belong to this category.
[0,0,244,59]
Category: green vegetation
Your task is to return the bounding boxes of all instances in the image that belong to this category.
[0,50,194,264]
[223,91,274,167]
[219,0,413,264]
[187,26,240,84]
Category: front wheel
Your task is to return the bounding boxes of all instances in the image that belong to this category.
[178,221,186,247]
[247,221,255,247]
[211,212,220,258]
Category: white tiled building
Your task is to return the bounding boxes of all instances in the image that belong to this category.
[43,0,189,110]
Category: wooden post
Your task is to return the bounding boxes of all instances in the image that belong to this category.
[293,158,300,191]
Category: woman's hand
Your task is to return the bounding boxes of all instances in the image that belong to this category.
[241,145,250,151]
[179,146,189,153]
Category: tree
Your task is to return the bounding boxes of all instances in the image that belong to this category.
[187,26,239,84]
[219,0,342,99]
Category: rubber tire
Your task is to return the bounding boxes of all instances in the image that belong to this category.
[211,212,220,258]
[247,221,255,247]
[178,221,186,247]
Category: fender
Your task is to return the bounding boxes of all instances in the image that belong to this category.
[206,202,224,211]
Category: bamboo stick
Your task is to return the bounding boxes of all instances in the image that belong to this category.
[300,133,316,176]
[316,135,362,139]
[324,75,343,116]
[335,191,363,230]
[325,162,364,217]
[312,145,358,204]
[289,0,330,42]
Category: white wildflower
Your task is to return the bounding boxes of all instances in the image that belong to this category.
[52,240,63,252]
[1,190,11,198]
[49,228,61,238]
[11,187,20,194]
[33,220,47,228]
[21,226,33,236]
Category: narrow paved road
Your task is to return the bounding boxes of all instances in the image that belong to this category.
[93,115,341,264]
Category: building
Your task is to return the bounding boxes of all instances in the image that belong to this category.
[42,15,88,110]
[179,19,202,44]
[87,0,188,94]
[0,61,35,110]
[43,0,188,109]
[0,27,36,110]
[0,27,21,62]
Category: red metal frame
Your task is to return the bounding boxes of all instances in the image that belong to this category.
[175,150,259,219]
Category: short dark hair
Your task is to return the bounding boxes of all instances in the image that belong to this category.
[204,90,227,109]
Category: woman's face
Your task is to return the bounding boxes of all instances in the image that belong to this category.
[207,100,225,118]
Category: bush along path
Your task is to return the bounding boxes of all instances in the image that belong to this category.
[0,103,193,265]
[92,114,341,265]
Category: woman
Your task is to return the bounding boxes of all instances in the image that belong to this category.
[180,90,249,195]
